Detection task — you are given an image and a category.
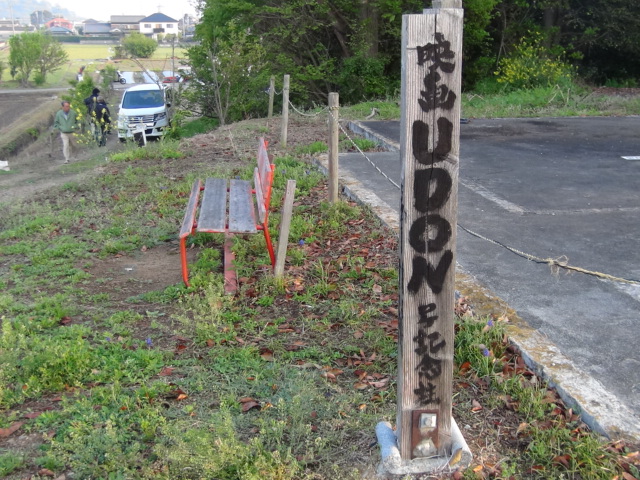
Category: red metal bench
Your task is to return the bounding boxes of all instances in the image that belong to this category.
[179,138,275,292]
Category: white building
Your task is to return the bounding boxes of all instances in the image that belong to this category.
[139,13,178,40]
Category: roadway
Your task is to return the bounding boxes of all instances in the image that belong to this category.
[337,116,640,440]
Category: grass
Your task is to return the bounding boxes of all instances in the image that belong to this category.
[460,84,640,118]
[1,96,639,478]
[337,83,640,120]
[173,116,220,137]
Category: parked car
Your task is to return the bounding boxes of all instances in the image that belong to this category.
[162,75,182,84]
[116,84,172,142]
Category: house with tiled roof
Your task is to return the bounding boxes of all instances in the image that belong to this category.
[139,12,178,39]
[0,20,34,39]
[84,22,112,35]
[110,15,146,33]
[45,17,73,30]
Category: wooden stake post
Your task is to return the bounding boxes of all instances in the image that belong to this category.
[281,74,290,147]
[397,4,463,460]
[328,92,340,203]
[268,76,275,119]
[274,180,296,277]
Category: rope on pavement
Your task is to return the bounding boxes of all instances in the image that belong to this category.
[458,224,640,286]
[330,114,640,287]
[335,119,640,286]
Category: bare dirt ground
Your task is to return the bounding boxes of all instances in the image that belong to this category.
[0,130,124,205]
[0,92,59,130]
[0,89,127,205]
[0,113,332,301]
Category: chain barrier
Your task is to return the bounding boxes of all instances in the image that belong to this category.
[288,99,329,117]
[328,108,401,190]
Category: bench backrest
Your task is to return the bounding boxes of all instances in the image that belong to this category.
[254,138,275,224]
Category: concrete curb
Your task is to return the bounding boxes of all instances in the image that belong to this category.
[347,121,400,152]
[313,142,640,443]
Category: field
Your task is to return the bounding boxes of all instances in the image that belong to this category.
[0,43,188,87]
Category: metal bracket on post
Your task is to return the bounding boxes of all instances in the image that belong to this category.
[411,410,439,459]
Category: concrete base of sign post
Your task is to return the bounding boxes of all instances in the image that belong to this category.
[375,419,472,478]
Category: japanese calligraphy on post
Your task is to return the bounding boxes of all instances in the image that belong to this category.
[397,8,463,460]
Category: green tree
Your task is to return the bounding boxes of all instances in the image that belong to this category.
[37,34,69,83]
[8,32,68,86]
[562,0,640,83]
[193,0,428,104]
[480,0,640,86]
[186,28,268,125]
[461,0,501,88]
[122,32,158,58]
[9,32,42,86]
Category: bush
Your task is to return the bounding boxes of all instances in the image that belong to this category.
[55,36,81,43]
[33,72,46,85]
[113,45,126,59]
[337,54,390,102]
[495,32,574,90]
[122,33,158,58]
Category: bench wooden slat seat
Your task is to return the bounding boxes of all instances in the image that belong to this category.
[197,177,228,233]
[179,138,275,289]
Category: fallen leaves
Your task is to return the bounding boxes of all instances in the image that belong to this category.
[260,348,275,361]
[516,422,529,435]
[239,397,261,413]
[24,412,44,419]
[552,454,571,468]
[0,421,24,438]
[158,366,175,376]
[320,367,344,382]
[353,370,390,390]
[164,387,188,402]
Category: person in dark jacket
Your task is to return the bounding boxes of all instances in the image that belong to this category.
[84,88,100,113]
[93,96,112,135]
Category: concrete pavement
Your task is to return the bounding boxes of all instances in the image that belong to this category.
[325,117,640,441]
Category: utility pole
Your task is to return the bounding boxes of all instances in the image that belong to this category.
[171,35,175,77]
[8,1,16,35]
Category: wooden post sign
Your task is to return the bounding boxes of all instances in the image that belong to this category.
[397,5,463,460]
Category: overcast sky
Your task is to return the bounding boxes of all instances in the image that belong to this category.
[53,0,198,22]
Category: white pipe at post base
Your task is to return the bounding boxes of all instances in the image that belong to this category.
[375,419,472,477]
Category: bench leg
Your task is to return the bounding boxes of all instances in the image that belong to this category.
[263,227,276,268]
[180,237,191,287]
[224,233,238,295]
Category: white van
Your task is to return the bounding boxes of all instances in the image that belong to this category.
[116,84,172,142]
